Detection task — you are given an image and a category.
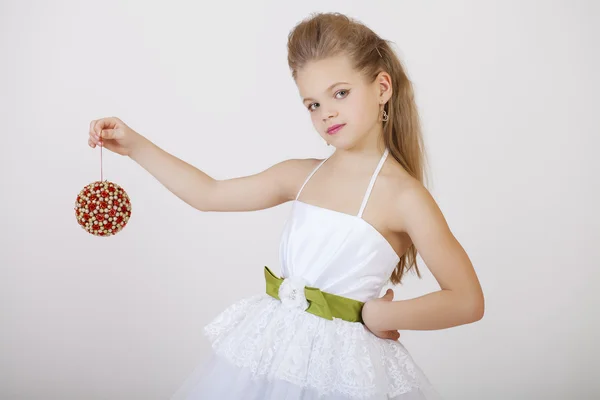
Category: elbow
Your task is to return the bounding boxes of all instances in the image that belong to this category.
[470,302,485,323]
[466,293,485,323]
[454,288,484,324]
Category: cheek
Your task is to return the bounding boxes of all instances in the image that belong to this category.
[310,112,321,126]
[348,95,377,125]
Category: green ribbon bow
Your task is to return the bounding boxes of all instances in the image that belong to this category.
[264,266,364,324]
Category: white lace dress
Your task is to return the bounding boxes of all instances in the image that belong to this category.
[170,149,442,399]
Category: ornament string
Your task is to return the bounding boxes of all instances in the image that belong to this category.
[100,134,103,182]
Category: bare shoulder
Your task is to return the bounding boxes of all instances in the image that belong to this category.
[384,168,445,235]
[204,156,322,212]
[273,157,324,202]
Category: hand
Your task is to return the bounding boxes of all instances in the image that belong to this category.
[88,117,143,156]
[362,289,401,341]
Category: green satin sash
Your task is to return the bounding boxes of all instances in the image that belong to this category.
[264,266,364,324]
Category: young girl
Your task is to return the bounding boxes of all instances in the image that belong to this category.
[88,12,483,400]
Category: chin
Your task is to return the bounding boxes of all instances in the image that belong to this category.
[332,134,358,147]
[325,133,355,149]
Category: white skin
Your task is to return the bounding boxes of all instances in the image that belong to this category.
[295,55,484,339]
[296,55,400,340]
[88,54,484,342]
[296,54,391,158]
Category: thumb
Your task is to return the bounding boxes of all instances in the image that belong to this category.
[382,288,394,301]
[100,128,122,140]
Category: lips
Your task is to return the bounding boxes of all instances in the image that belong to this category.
[327,124,345,134]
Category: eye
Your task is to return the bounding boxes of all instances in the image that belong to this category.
[335,89,350,99]
[307,103,319,112]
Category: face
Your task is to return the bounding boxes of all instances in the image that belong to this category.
[295,54,391,149]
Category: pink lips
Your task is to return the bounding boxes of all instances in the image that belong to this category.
[327,124,345,134]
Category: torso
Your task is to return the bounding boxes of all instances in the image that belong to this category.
[291,150,416,261]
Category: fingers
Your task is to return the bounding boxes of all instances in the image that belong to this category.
[90,117,120,136]
[100,129,118,139]
[368,326,400,341]
[382,288,394,301]
[88,121,101,148]
[89,117,123,148]
[89,119,100,147]
[91,119,103,136]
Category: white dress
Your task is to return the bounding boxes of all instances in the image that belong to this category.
[170,148,442,399]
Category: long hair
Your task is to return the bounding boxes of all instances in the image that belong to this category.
[287,12,428,284]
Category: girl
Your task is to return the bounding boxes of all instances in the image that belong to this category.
[88,12,484,400]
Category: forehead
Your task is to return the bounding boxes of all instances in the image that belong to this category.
[296,55,363,98]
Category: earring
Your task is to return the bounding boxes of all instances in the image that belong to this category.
[382,109,389,122]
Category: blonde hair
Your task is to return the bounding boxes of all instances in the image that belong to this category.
[287,12,429,284]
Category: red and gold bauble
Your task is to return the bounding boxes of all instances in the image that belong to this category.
[74,180,132,236]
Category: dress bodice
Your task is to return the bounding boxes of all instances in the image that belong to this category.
[278,148,400,303]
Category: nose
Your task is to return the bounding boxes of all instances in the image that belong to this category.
[321,106,338,122]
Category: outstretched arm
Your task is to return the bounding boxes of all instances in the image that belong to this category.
[89,116,312,213]
[129,136,307,212]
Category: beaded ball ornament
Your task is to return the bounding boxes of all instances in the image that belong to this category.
[74,180,131,236]
[75,136,132,236]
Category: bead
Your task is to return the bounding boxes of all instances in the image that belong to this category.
[75,180,132,236]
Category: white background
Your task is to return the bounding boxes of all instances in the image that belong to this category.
[1,1,598,399]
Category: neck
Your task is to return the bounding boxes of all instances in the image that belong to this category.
[331,123,386,164]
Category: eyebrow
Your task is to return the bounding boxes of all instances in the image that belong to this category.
[302,82,350,103]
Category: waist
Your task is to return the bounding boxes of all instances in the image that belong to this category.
[264,266,364,324]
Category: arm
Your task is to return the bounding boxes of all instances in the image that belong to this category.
[362,184,485,331]
[130,136,309,212]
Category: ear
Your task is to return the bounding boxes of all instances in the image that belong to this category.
[376,71,393,105]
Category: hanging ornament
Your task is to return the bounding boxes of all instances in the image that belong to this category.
[74,138,132,236]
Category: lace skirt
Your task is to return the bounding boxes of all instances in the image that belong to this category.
[170,294,442,399]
